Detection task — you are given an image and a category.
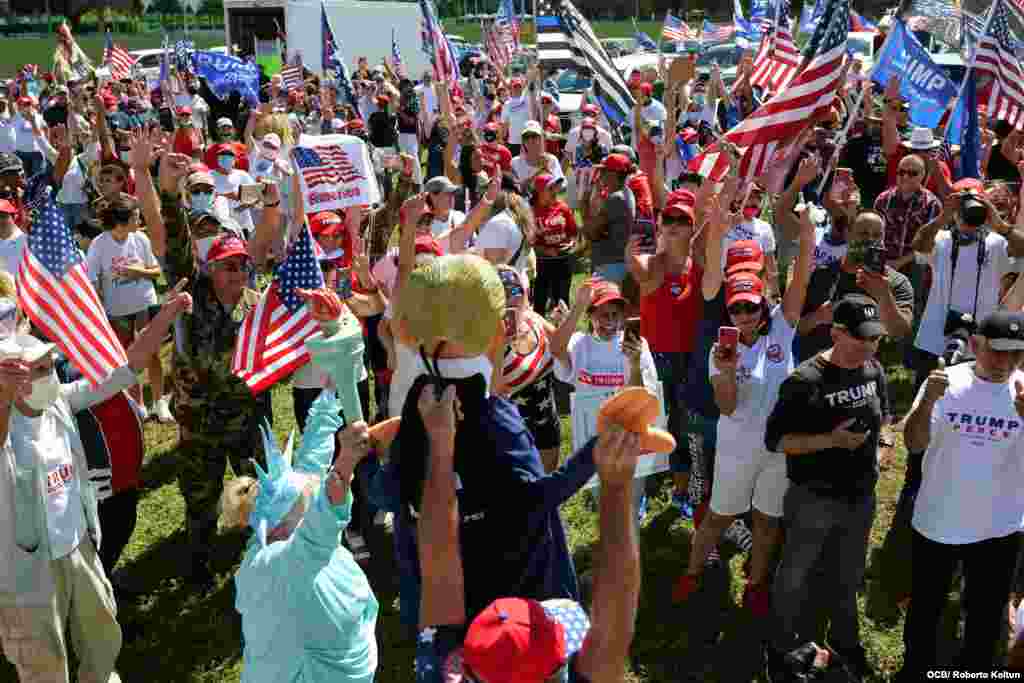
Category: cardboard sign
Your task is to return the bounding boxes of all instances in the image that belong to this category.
[292,134,382,214]
[570,383,671,490]
[669,55,696,88]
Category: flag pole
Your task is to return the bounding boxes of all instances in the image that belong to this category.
[941,0,998,139]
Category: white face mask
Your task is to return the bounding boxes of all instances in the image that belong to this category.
[196,235,218,264]
[190,192,213,212]
[262,147,279,161]
[651,134,664,146]
[581,129,595,143]
[118,150,131,164]
[217,155,236,172]
[24,371,59,411]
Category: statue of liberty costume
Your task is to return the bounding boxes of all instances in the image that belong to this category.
[232,316,380,683]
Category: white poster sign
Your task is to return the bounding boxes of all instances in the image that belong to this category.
[292,134,382,214]
[570,383,671,490]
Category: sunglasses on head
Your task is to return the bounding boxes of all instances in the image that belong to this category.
[728,301,761,315]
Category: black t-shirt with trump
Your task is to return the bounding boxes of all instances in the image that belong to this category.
[765,354,889,500]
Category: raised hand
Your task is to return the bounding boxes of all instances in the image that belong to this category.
[161,278,193,316]
[418,382,460,446]
[297,288,344,322]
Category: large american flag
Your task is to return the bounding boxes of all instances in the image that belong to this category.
[17,182,127,388]
[483,20,512,71]
[750,24,800,91]
[294,142,364,189]
[702,20,736,44]
[104,30,136,81]
[232,227,325,394]
[976,0,1024,128]
[690,0,849,182]
[321,1,359,116]
[663,14,697,42]
[496,0,521,53]
[419,0,460,84]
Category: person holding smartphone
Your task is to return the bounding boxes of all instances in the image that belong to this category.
[673,204,814,616]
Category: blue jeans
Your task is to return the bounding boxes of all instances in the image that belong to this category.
[593,262,627,284]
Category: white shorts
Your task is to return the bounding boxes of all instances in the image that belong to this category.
[709,443,789,518]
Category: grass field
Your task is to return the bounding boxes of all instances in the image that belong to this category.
[0,263,933,682]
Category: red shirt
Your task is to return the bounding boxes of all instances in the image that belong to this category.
[885,150,951,194]
[533,201,577,252]
[639,262,704,353]
[204,142,250,173]
[172,128,203,157]
[480,142,513,177]
[544,114,561,156]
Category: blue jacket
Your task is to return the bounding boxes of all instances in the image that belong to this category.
[371,389,596,629]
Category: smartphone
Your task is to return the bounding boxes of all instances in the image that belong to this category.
[830,168,853,201]
[625,317,642,343]
[718,326,739,354]
[863,244,886,273]
[334,267,353,300]
[632,217,657,255]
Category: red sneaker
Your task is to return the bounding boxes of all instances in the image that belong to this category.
[743,581,771,618]
[672,573,700,603]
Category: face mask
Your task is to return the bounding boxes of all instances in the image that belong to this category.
[24,371,59,411]
[190,192,213,212]
[196,235,218,264]
[187,87,199,96]
[651,134,664,146]
[581,129,595,143]
[118,149,131,164]
[692,96,706,109]
[217,155,235,172]
[262,148,279,161]
[178,119,193,128]
[743,206,760,220]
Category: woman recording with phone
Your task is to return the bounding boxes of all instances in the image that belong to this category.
[672,204,814,612]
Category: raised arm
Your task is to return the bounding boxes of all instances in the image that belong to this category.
[247,181,284,268]
[881,77,903,158]
[549,279,592,363]
[574,427,641,683]
[130,129,169,258]
[397,193,427,291]
[912,191,959,255]
[782,205,816,327]
[701,195,735,301]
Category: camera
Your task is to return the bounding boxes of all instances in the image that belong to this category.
[943,310,977,366]
[862,244,886,273]
[960,191,989,227]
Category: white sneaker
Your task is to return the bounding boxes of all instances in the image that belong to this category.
[154,396,175,424]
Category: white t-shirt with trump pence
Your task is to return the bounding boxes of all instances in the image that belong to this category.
[554,331,658,394]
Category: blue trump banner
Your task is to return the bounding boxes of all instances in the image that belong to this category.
[192,51,260,107]
[870,20,957,130]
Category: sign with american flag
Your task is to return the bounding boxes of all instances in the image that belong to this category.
[104,30,136,81]
[976,0,1024,128]
[690,0,849,182]
[292,134,380,214]
[232,227,325,394]
[663,14,697,42]
[17,181,128,388]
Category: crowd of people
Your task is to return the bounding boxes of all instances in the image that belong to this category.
[0,26,1023,683]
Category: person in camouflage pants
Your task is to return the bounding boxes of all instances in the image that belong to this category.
[133,137,278,585]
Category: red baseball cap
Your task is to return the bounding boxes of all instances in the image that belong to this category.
[206,234,249,264]
[662,189,696,222]
[589,280,626,309]
[176,106,193,116]
[15,96,32,107]
[532,173,564,196]
[581,103,599,116]
[462,598,567,683]
[0,200,17,215]
[309,211,346,237]
[599,153,632,174]
[639,82,653,96]
[101,93,117,109]
[484,121,500,133]
[680,127,698,144]
[414,234,443,257]
[346,119,366,132]
[725,271,765,306]
[376,94,390,105]
[510,77,525,88]
[581,116,596,129]
[725,240,765,275]
[952,178,986,195]
[209,142,237,158]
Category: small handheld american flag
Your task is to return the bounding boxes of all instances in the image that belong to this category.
[17,181,128,388]
[232,227,326,394]
[104,30,137,81]
[281,52,304,93]
[663,14,697,42]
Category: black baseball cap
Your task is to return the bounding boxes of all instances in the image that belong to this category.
[978,310,1024,351]
[833,294,885,339]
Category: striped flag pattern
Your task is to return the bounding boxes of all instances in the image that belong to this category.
[104,30,136,81]
[419,0,460,84]
[690,0,849,182]
[702,19,736,44]
[976,0,1024,128]
[663,14,697,42]
[750,24,800,91]
[496,0,521,53]
[483,20,512,71]
[17,181,128,388]
[281,52,304,92]
[232,227,325,394]
[536,0,635,127]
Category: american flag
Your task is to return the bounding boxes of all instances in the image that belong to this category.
[419,0,460,84]
[104,30,136,81]
[293,142,365,189]
[690,0,849,182]
[496,0,521,53]
[232,227,325,394]
[174,39,194,73]
[702,20,736,44]
[663,14,697,42]
[281,52,304,92]
[976,0,1024,128]
[17,182,127,388]
[321,1,359,116]
[750,24,800,91]
[483,20,512,71]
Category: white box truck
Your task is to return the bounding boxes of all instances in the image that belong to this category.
[223,0,429,78]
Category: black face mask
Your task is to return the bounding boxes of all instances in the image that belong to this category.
[960,197,988,227]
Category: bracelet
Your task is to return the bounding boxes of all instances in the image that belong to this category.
[264,200,281,208]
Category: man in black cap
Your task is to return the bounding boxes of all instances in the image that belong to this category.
[898,310,1024,679]
[764,293,890,681]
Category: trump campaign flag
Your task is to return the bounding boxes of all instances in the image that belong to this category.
[871,20,957,130]
[292,134,381,214]
[232,227,325,394]
[17,180,127,387]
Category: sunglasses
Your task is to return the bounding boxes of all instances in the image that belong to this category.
[662,214,693,226]
[897,169,921,177]
[728,301,761,315]
[212,261,252,273]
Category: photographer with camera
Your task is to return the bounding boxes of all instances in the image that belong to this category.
[897,310,1024,680]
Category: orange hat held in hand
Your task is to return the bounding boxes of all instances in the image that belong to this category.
[595,387,676,454]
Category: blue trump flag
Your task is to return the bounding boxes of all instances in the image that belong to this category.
[634,30,657,51]
[957,72,981,180]
[192,51,260,107]
[870,20,957,130]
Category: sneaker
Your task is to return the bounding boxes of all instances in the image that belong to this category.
[672,492,694,520]
[743,581,771,618]
[671,572,700,603]
[154,396,175,424]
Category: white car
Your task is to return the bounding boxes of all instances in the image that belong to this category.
[128,45,229,83]
[847,31,877,72]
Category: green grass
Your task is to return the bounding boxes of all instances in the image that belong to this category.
[0,267,926,682]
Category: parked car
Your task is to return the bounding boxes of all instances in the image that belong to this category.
[847,31,878,72]
[553,67,592,132]
[601,37,640,58]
